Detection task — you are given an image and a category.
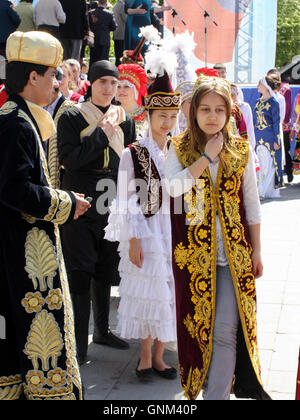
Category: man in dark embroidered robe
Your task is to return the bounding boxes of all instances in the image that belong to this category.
[0,31,91,400]
[57,60,136,364]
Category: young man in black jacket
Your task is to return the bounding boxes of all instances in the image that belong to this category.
[57,60,135,364]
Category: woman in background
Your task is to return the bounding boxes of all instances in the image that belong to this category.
[254,76,283,198]
[117,63,148,136]
[16,0,36,32]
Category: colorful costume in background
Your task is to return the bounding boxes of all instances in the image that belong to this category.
[232,103,249,142]
[254,95,283,197]
[118,63,148,136]
[278,82,293,178]
[291,94,300,174]
[0,31,82,400]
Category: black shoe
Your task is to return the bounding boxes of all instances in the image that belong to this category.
[136,360,153,382]
[93,330,129,349]
[153,366,177,380]
[288,173,294,183]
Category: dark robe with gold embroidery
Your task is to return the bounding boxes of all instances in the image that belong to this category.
[0,96,82,400]
[170,133,270,400]
[254,97,283,187]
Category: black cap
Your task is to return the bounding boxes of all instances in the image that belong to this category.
[89,60,119,84]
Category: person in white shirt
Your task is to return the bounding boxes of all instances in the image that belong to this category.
[34,0,66,39]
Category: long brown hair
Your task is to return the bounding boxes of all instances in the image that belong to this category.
[182,82,239,170]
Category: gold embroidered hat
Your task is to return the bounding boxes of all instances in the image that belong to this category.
[6,31,63,68]
[144,71,181,110]
[193,70,231,96]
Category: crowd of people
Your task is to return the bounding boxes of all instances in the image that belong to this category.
[0,0,169,66]
[0,1,300,403]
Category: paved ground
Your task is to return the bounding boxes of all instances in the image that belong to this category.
[80,176,300,401]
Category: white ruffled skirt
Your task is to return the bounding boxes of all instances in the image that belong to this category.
[105,200,177,343]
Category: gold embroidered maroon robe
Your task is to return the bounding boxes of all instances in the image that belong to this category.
[170,133,269,400]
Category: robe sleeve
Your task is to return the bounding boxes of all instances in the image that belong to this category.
[0,120,75,224]
[104,147,152,242]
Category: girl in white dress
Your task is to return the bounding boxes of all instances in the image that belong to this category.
[105,70,181,380]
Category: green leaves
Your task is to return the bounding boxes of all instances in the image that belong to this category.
[276,0,300,67]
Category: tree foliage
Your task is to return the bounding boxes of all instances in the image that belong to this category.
[276,0,300,67]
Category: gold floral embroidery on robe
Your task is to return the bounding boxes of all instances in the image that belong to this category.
[172,134,263,400]
[25,227,58,292]
[24,310,64,371]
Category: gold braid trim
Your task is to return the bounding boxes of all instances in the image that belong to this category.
[0,375,23,401]
[48,100,75,189]
[14,105,73,225]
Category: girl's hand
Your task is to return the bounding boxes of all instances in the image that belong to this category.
[204,132,224,160]
[252,250,263,279]
[129,238,144,268]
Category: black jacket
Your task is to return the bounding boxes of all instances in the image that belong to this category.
[0,0,21,43]
[59,0,88,39]
[91,6,117,46]
[57,103,135,196]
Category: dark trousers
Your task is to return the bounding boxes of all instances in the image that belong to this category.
[62,208,120,360]
[38,25,60,40]
[283,131,293,176]
[114,39,124,67]
[89,45,110,67]
[0,42,6,59]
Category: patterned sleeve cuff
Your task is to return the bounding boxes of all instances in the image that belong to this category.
[43,189,75,225]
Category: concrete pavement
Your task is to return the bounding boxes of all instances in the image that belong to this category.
[80,177,300,401]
